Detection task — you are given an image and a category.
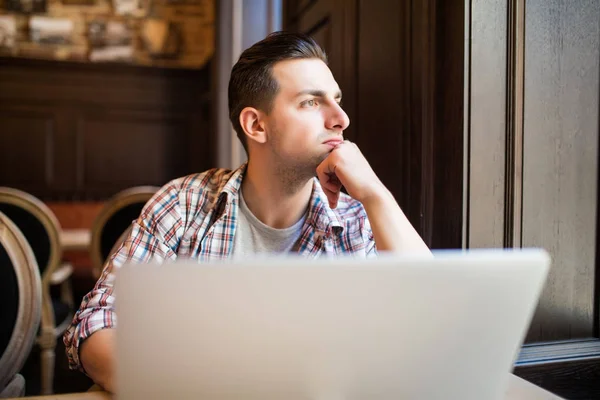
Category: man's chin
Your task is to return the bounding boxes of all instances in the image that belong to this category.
[276,153,327,176]
[315,152,330,165]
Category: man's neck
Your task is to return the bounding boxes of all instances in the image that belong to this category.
[241,160,313,229]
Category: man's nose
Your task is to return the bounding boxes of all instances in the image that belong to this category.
[326,102,350,131]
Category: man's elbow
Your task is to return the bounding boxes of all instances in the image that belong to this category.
[80,328,116,392]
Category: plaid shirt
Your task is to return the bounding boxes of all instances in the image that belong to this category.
[63,163,377,372]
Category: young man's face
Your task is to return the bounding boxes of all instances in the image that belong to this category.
[264,58,350,174]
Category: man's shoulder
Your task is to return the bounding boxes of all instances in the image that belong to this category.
[165,167,238,196]
[142,167,240,218]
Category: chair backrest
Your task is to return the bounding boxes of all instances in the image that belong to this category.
[0,211,42,391]
[0,188,62,284]
[90,186,158,277]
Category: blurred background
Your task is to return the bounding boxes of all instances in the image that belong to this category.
[0,0,599,398]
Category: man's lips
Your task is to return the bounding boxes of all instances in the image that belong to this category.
[323,139,343,147]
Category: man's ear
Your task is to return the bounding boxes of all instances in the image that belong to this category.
[239,107,267,145]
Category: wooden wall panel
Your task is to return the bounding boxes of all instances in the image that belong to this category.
[77,112,189,196]
[468,0,507,249]
[0,58,208,108]
[356,0,411,225]
[0,57,213,200]
[0,108,55,191]
[522,0,599,341]
[286,0,600,396]
[466,0,600,344]
[285,0,464,249]
[428,0,465,248]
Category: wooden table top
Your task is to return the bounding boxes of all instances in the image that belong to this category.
[9,374,563,400]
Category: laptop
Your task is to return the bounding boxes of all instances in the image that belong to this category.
[114,249,550,400]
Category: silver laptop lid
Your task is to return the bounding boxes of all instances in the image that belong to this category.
[114,249,550,400]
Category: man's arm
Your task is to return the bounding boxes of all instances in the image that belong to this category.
[63,220,178,392]
[360,184,430,253]
[316,140,430,253]
[63,184,184,392]
[80,329,116,392]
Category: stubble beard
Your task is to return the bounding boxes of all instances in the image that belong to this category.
[270,143,328,196]
[268,122,331,195]
[272,152,325,195]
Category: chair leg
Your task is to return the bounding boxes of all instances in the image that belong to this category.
[39,329,56,395]
[40,346,55,395]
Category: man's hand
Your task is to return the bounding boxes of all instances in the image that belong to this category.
[316,140,430,254]
[316,140,385,209]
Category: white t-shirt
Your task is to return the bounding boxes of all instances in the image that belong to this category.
[232,190,307,257]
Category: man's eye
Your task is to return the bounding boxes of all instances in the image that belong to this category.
[301,99,316,107]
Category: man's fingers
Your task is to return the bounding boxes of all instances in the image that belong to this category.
[316,153,343,208]
[316,164,330,188]
[317,164,341,190]
[318,172,342,205]
[323,174,342,193]
[323,186,340,209]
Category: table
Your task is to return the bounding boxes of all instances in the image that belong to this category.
[60,229,92,252]
[7,374,563,399]
[506,375,563,400]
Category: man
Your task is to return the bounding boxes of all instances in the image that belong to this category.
[63,31,429,392]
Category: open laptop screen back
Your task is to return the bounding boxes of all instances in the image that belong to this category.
[114,249,549,400]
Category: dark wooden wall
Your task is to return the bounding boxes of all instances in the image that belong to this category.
[0,57,213,201]
[284,0,465,249]
[285,1,600,399]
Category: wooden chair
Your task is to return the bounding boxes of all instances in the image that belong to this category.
[0,188,73,395]
[90,186,158,278]
[0,212,42,398]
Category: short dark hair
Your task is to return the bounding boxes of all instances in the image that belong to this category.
[228,31,328,153]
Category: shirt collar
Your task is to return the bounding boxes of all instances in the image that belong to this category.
[306,178,344,235]
[216,163,344,235]
[219,163,246,200]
